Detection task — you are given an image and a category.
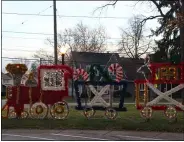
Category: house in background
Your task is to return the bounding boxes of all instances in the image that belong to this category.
[71,51,123,90]
[71,51,121,68]
[1,73,13,86]
[119,57,144,98]
[70,51,144,99]
[1,73,13,96]
[1,72,38,96]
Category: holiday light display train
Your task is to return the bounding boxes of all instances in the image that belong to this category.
[73,63,128,119]
[135,56,184,121]
[2,62,128,120]
[2,64,73,119]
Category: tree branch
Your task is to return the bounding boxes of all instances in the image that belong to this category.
[140,15,163,25]
[138,41,152,56]
[150,0,165,17]
[93,0,118,15]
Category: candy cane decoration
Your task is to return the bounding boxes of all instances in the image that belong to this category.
[73,69,89,81]
[108,63,123,82]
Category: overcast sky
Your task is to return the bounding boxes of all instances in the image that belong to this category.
[2,1,161,71]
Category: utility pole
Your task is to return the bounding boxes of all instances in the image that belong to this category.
[180,0,184,104]
[53,0,58,65]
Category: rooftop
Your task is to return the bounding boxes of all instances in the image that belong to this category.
[71,51,121,64]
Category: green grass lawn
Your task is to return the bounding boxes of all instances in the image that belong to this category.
[2,104,184,132]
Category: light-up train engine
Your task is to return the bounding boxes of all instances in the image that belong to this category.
[135,59,184,122]
[2,64,73,119]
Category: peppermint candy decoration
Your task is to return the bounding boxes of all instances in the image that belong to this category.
[73,69,89,81]
[108,63,123,82]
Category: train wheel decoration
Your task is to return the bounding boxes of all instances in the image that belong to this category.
[8,110,17,119]
[30,102,48,119]
[104,107,118,120]
[50,101,69,120]
[83,107,96,119]
[164,106,177,121]
[21,111,29,119]
[135,55,184,122]
[140,106,153,120]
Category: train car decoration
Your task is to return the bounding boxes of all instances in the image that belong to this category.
[2,64,73,120]
[73,63,128,120]
[135,55,184,122]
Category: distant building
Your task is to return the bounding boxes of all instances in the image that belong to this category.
[1,72,13,96]
[70,51,145,99]
[1,73,13,86]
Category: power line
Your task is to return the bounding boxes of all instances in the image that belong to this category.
[2,36,46,40]
[2,31,53,35]
[20,5,53,25]
[2,48,53,53]
[2,12,129,19]
[6,5,53,33]
[3,36,121,43]
[2,31,122,40]
[2,57,40,61]
[2,42,120,52]
[2,45,49,49]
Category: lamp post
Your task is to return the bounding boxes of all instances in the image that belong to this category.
[53,0,58,65]
[60,47,66,65]
[62,54,65,65]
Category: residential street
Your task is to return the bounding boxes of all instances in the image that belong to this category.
[2,129,184,141]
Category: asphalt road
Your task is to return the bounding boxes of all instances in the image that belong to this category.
[2,129,184,141]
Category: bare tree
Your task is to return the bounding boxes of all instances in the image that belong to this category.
[11,57,31,67]
[33,22,107,64]
[118,15,153,58]
[33,49,54,65]
[47,22,107,53]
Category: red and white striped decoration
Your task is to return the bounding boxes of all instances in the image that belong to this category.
[108,63,123,82]
[73,68,89,81]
